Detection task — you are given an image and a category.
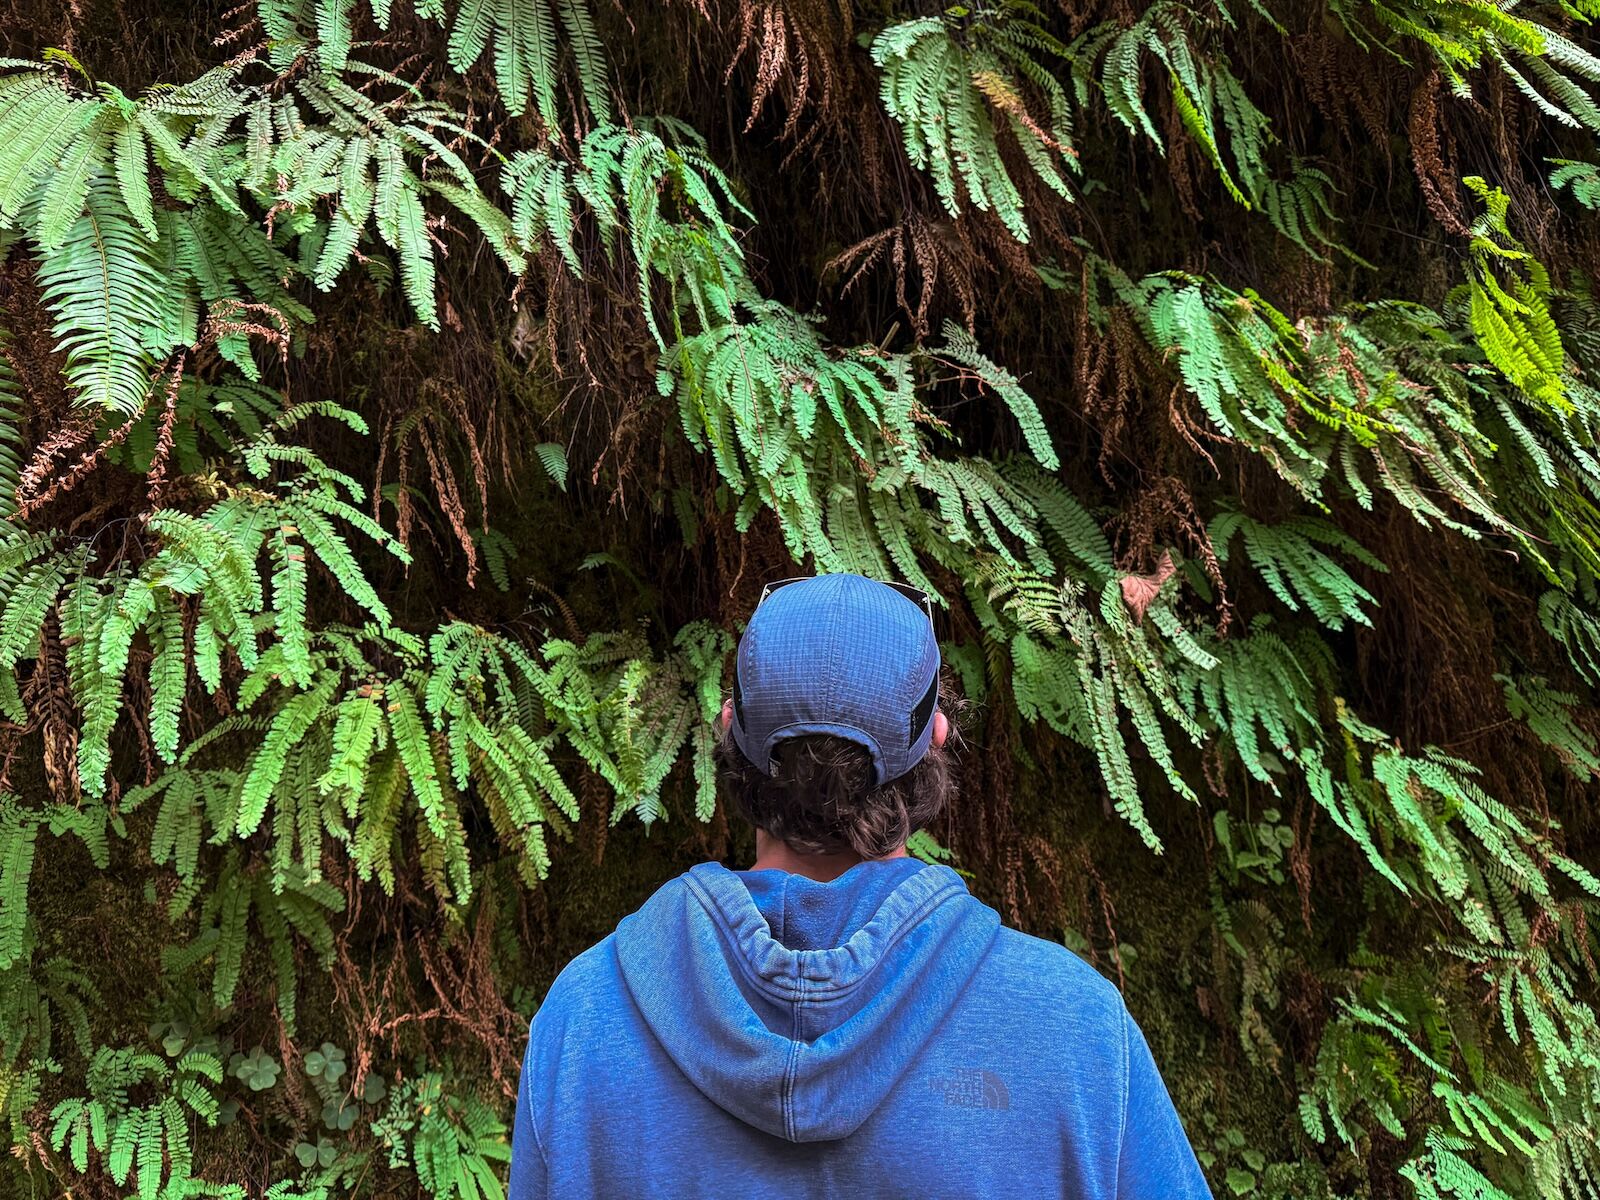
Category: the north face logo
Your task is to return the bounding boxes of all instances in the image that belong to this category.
[929,1067,1010,1110]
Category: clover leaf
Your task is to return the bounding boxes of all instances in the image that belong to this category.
[163,1030,189,1057]
[295,1136,338,1169]
[233,1046,280,1092]
[149,1019,193,1057]
[305,1041,346,1082]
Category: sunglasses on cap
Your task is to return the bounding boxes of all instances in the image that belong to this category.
[739,569,947,761]
[757,576,936,625]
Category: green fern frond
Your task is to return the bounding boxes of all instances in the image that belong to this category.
[35,174,175,414]
[872,5,1077,243]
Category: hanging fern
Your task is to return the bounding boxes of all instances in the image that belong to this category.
[33,176,174,415]
[1210,509,1387,630]
[1460,177,1568,417]
[871,2,1077,243]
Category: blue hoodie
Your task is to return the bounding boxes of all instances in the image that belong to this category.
[509,858,1212,1198]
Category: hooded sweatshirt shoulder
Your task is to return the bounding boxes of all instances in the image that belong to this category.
[510,860,1211,1200]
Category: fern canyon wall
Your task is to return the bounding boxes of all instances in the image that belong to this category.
[2,0,1600,1193]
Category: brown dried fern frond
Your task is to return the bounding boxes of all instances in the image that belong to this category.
[725,0,851,147]
[375,377,491,587]
[829,213,982,336]
[1409,71,1470,238]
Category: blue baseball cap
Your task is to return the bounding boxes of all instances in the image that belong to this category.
[729,574,941,787]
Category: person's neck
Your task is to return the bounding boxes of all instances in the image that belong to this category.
[750,830,908,882]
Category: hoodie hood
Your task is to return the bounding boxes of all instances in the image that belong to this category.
[614,858,1000,1143]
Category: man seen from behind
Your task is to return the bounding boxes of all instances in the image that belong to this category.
[508,573,1213,1198]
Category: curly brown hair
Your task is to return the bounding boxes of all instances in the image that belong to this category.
[714,699,961,859]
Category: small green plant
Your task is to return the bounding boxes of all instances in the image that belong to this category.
[305,1042,347,1083]
[1062,926,1139,978]
[1193,1117,1269,1196]
[296,1136,340,1168]
[50,1046,225,1199]
[230,1046,282,1093]
[373,1072,510,1200]
[1212,808,1295,886]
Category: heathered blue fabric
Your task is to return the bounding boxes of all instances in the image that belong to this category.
[508,858,1213,1198]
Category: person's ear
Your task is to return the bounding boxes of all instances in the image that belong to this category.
[720,698,733,733]
[931,709,949,749]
